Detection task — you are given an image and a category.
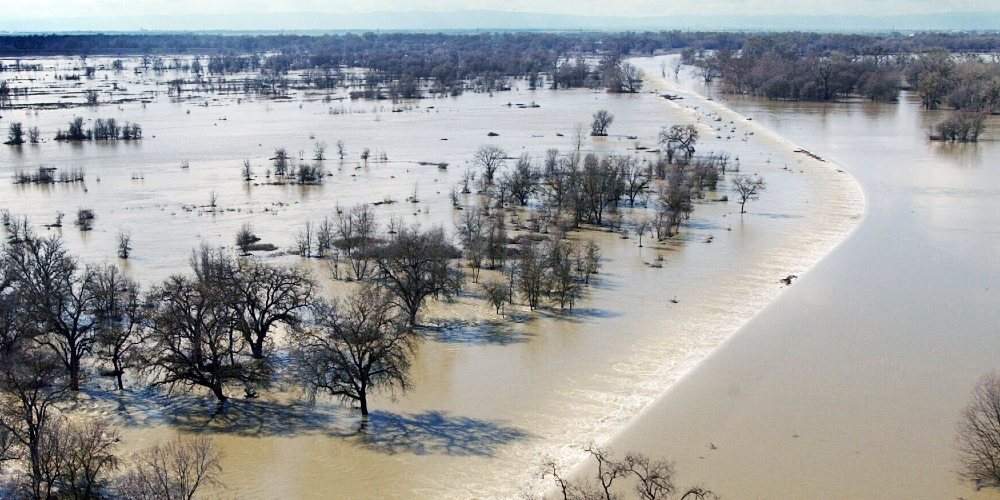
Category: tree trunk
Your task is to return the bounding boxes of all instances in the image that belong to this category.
[211,383,228,403]
[407,308,418,328]
[250,336,265,359]
[114,358,125,391]
[359,392,369,416]
[69,357,81,391]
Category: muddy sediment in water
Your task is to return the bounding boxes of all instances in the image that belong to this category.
[601,55,1000,500]
[2,55,862,498]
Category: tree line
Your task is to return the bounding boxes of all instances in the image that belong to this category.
[905,51,999,142]
[0,232,226,498]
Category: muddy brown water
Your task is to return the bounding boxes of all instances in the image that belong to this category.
[598,56,1000,500]
[1,55,861,498]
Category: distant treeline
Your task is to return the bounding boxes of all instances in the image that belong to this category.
[3,31,1000,65]
[2,31,1000,111]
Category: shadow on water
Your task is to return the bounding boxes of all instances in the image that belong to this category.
[534,306,623,324]
[170,399,339,437]
[84,388,531,457]
[345,410,531,457]
[421,315,536,345]
[684,218,727,231]
[750,211,803,220]
[83,388,336,437]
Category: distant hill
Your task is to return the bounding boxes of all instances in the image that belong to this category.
[3,9,1000,33]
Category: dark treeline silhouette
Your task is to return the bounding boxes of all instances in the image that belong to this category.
[684,42,903,102]
[4,31,1000,59]
[3,32,1000,84]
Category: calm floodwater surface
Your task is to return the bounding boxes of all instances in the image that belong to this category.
[603,56,1000,500]
[1,56,862,498]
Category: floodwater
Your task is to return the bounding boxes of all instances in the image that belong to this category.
[0,56,862,498]
[602,56,1000,499]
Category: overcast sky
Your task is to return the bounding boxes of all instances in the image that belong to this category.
[8,0,999,18]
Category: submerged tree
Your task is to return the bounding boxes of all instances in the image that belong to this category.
[145,272,258,403]
[732,174,767,214]
[6,122,24,145]
[474,145,507,185]
[4,235,98,391]
[591,110,614,136]
[372,225,463,327]
[89,265,145,391]
[292,286,413,416]
[230,259,315,359]
[659,125,699,165]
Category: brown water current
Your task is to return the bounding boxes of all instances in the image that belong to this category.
[601,56,1000,499]
[1,55,863,498]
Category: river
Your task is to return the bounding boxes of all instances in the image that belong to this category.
[603,55,1000,500]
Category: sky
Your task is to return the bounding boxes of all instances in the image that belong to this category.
[6,0,1000,18]
[1,0,998,31]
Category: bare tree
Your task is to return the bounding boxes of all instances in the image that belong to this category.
[235,223,258,255]
[292,286,413,416]
[313,141,326,161]
[241,159,253,182]
[591,110,614,136]
[5,236,97,391]
[547,238,580,310]
[46,418,120,500]
[732,174,766,214]
[336,140,346,160]
[145,269,259,403]
[623,453,677,500]
[586,445,628,500]
[959,372,1000,489]
[619,156,649,207]
[6,122,24,145]
[89,265,145,391]
[116,437,222,500]
[373,225,463,327]
[578,240,602,283]
[658,125,699,165]
[117,231,132,259]
[634,218,651,247]
[578,154,619,226]
[504,154,536,206]
[474,145,507,185]
[517,240,546,310]
[336,204,378,280]
[483,280,508,315]
[272,148,290,176]
[456,208,486,282]
[619,63,643,93]
[542,446,714,500]
[0,347,70,499]
[230,259,315,359]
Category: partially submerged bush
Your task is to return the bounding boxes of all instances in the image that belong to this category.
[76,208,95,230]
[933,112,986,142]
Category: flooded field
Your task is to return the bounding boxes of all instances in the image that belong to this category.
[604,56,1000,499]
[0,55,862,498]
